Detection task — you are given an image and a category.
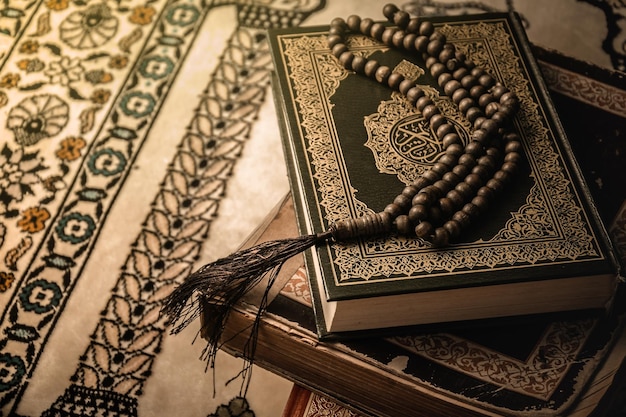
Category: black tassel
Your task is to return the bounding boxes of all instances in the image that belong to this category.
[161,231,332,393]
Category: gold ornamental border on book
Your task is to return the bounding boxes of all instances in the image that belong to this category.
[279,18,604,283]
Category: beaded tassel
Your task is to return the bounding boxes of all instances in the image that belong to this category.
[161,3,522,395]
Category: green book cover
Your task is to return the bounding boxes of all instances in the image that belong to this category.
[268,13,620,335]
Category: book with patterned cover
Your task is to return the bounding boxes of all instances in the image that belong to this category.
[210,42,626,417]
[268,13,621,336]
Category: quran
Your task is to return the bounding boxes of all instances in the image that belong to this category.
[268,13,621,337]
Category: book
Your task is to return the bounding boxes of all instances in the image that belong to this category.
[268,13,621,337]
[217,196,626,417]
[207,42,626,417]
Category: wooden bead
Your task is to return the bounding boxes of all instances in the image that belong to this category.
[436,122,456,140]
[472,164,491,181]
[421,169,441,183]
[462,202,480,218]
[406,18,420,33]
[339,51,354,68]
[505,140,522,153]
[474,117,487,131]
[446,58,459,72]
[438,72,453,87]
[394,11,410,28]
[480,119,499,136]
[444,80,462,97]
[464,173,483,190]
[486,147,501,159]
[422,104,440,120]
[432,227,450,246]
[458,153,477,168]
[458,97,475,113]
[470,85,486,99]
[471,195,489,213]
[331,43,348,58]
[359,17,374,34]
[408,204,428,222]
[486,178,505,193]
[446,189,465,206]
[432,163,449,176]
[416,96,432,111]
[403,33,417,50]
[393,193,411,209]
[395,215,413,235]
[430,31,446,43]
[412,176,432,189]
[470,67,485,78]
[451,87,469,104]
[430,62,446,78]
[453,67,469,80]
[501,161,518,174]
[419,21,434,36]
[387,72,404,90]
[402,185,419,198]
[412,191,434,206]
[439,47,456,64]
[427,39,444,57]
[493,169,511,183]
[330,17,347,30]
[438,197,455,215]
[485,109,509,126]
[452,210,471,228]
[429,114,446,130]
[375,65,391,83]
[485,102,500,118]
[505,151,522,164]
[392,30,406,48]
[477,185,495,201]
[471,128,489,144]
[422,184,441,198]
[437,153,457,168]
[407,87,425,103]
[371,23,385,40]
[384,203,402,218]
[351,56,366,73]
[425,56,438,69]
[415,36,429,52]
[442,171,460,184]
[452,163,470,178]
[443,220,462,239]
[454,181,474,199]
[328,35,344,50]
[465,107,482,123]
[478,93,494,108]
[479,74,495,88]
[445,143,464,157]
[399,79,415,95]
[442,133,462,148]
[347,15,361,31]
[329,26,344,36]
[490,84,507,99]
[461,75,477,89]
[382,3,399,19]
[433,179,452,195]
[382,28,396,45]
[415,221,434,240]
[464,141,483,157]
[364,60,379,77]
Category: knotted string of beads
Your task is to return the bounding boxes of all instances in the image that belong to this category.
[328,4,522,247]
